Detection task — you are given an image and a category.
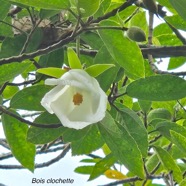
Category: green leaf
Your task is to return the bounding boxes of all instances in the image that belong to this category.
[154,146,183,183]
[138,100,152,113]
[38,48,64,68]
[156,34,182,46]
[152,101,176,115]
[168,57,186,70]
[67,47,82,69]
[27,112,66,144]
[156,0,176,13]
[74,166,94,175]
[169,0,186,21]
[126,75,186,101]
[94,0,111,17]
[155,121,186,141]
[165,15,186,31]
[0,62,31,84]
[0,34,27,58]
[85,64,115,77]
[129,11,148,33]
[98,20,145,79]
[89,153,116,181]
[153,23,173,37]
[98,112,145,178]
[147,108,172,123]
[37,67,67,78]
[2,86,19,99]
[78,0,100,17]
[39,9,60,19]
[171,145,186,159]
[80,158,100,163]
[146,153,159,173]
[170,130,186,155]
[94,46,119,91]
[63,124,97,142]
[2,112,36,171]
[25,28,43,53]
[9,0,70,10]
[70,125,104,155]
[0,16,13,37]
[10,85,51,111]
[0,0,11,20]
[81,32,104,50]
[180,179,186,186]
[115,104,148,157]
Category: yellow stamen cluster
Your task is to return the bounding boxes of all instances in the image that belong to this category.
[73,93,83,105]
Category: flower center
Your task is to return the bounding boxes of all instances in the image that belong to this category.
[73,93,83,105]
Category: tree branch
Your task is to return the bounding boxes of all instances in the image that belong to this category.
[0,27,83,65]
[0,143,70,169]
[0,105,61,128]
[141,45,186,58]
[92,0,136,23]
[77,45,186,59]
[99,175,163,186]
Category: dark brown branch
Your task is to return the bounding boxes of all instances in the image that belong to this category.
[0,105,61,128]
[7,79,38,86]
[78,45,186,59]
[0,82,8,95]
[165,20,186,45]
[8,7,22,17]
[0,27,82,65]
[141,45,186,58]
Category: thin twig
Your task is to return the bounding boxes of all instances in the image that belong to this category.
[99,175,163,186]
[0,82,8,95]
[124,7,140,24]
[0,139,9,150]
[149,134,162,144]
[0,20,27,35]
[177,100,186,113]
[20,19,42,54]
[150,162,161,175]
[0,143,70,169]
[0,105,61,128]
[165,20,186,45]
[26,7,36,26]
[0,144,65,161]
[92,0,136,23]
[7,79,37,86]
[84,26,128,31]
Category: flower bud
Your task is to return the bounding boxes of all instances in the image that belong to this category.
[126,26,146,42]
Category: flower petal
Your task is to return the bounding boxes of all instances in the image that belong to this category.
[41,69,108,129]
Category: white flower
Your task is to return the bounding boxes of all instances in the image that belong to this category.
[41,69,107,129]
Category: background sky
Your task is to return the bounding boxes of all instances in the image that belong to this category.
[0,124,112,186]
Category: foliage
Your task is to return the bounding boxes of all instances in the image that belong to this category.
[0,0,186,185]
